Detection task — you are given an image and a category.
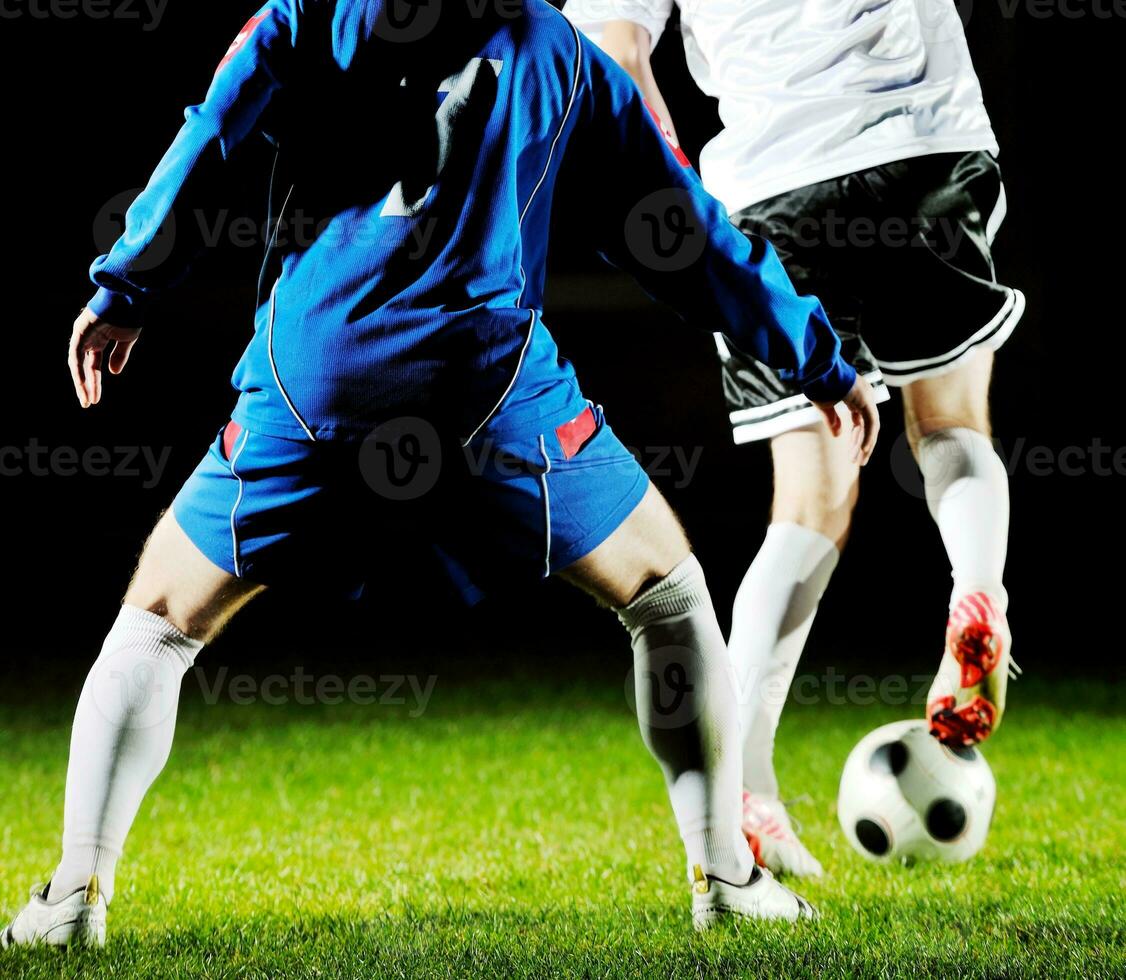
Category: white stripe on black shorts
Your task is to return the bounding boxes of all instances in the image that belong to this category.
[720,150,1024,444]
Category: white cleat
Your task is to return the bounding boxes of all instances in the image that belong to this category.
[691,863,816,931]
[2,876,106,949]
[742,792,824,878]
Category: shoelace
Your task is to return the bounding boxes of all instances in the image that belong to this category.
[1008,658,1024,681]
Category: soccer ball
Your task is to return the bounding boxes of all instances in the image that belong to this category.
[837,719,996,864]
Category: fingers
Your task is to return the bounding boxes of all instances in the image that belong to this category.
[861,399,881,462]
[107,337,136,375]
[68,311,95,409]
[67,309,141,407]
[845,387,880,467]
[86,347,104,405]
[815,401,842,437]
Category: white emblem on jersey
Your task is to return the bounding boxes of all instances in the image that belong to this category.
[381,58,505,218]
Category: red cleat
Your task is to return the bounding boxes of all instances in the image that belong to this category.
[926,592,1017,747]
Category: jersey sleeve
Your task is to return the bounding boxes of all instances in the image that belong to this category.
[563,0,674,50]
[87,0,307,328]
[567,37,856,403]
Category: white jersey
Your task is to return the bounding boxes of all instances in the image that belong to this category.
[564,0,999,214]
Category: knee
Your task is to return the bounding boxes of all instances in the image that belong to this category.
[560,485,692,608]
[121,511,261,642]
[771,474,858,548]
[902,355,994,455]
[907,417,991,462]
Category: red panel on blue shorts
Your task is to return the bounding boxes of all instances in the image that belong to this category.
[221,420,243,461]
[555,407,597,460]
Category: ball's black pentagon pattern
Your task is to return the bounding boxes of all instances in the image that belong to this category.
[855,818,890,855]
[947,743,979,762]
[926,798,968,841]
[869,740,909,776]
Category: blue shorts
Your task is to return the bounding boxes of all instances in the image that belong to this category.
[172,402,649,602]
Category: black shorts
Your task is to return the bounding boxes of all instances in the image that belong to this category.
[720,151,1024,444]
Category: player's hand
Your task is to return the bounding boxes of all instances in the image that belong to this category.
[68,308,141,408]
[812,374,881,466]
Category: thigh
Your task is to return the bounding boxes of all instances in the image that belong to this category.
[901,346,994,450]
[559,482,690,609]
[769,422,860,548]
[125,509,264,642]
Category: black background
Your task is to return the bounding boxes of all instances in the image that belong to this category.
[0,0,1122,694]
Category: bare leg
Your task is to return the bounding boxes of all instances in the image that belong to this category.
[48,510,262,903]
[560,486,755,883]
[902,347,993,451]
[124,509,266,641]
[903,349,1012,744]
[730,422,857,795]
[559,483,691,606]
[902,348,1004,599]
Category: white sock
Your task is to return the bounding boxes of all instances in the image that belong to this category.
[917,427,1009,609]
[728,522,839,798]
[617,555,754,882]
[48,606,202,904]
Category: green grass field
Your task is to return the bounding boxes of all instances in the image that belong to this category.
[1,673,1122,978]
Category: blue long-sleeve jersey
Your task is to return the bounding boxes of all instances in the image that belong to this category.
[89,0,855,442]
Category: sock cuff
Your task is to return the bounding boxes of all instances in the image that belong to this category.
[100,605,204,670]
[616,555,710,635]
[682,830,755,883]
[917,427,1000,471]
[762,521,841,580]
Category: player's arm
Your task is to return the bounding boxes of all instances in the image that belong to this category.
[570,40,879,462]
[597,20,681,146]
[70,0,306,408]
[564,0,681,142]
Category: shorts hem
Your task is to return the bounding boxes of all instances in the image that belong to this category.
[729,369,890,445]
[170,495,239,579]
[549,471,651,574]
[878,287,1025,387]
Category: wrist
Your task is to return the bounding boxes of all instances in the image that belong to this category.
[801,357,856,404]
[88,287,145,329]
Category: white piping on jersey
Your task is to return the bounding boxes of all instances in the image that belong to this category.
[266,278,316,441]
[267,183,294,255]
[461,14,584,448]
[538,434,552,577]
[256,153,283,306]
[518,19,582,229]
[228,428,251,577]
